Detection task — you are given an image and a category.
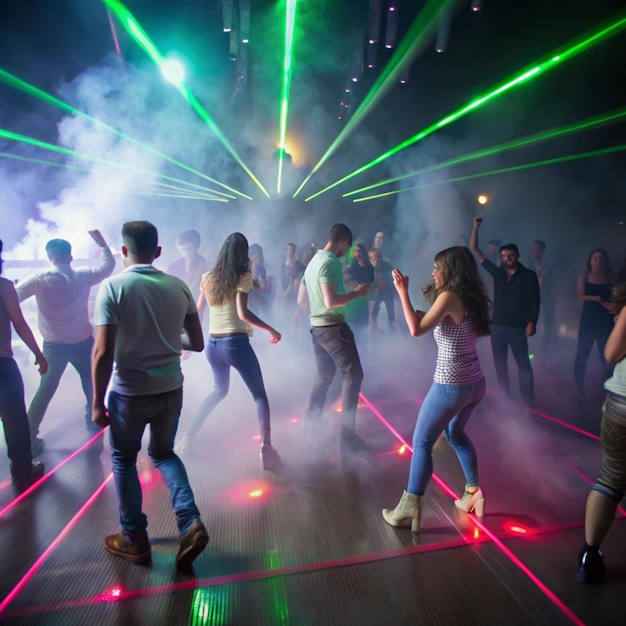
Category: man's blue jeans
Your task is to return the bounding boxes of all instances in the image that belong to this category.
[28,336,94,437]
[408,378,485,496]
[0,357,33,476]
[108,388,200,535]
[490,325,534,406]
[190,335,271,442]
[306,323,364,431]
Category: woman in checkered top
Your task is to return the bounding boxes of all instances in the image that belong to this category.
[382,246,491,533]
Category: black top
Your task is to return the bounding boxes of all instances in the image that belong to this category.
[482,259,540,327]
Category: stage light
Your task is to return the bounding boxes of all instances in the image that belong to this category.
[478,194,488,204]
[160,58,185,85]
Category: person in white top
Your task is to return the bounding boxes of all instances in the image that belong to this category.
[16,230,115,455]
[382,246,490,534]
[179,232,282,470]
[577,281,626,584]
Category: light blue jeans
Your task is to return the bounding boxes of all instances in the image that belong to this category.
[28,336,95,437]
[407,378,486,496]
[108,388,200,535]
[190,335,271,443]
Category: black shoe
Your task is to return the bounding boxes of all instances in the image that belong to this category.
[105,530,151,565]
[176,519,209,571]
[12,462,45,492]
[340,431,370,456]
[576,545,605,584]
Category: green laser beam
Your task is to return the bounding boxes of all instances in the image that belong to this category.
[0,150,236,201]
[277,0,298,195]
[0,127,232,199]
[102,0,270,198]
[0,151,90,173]
[125,190,228,202]
[344,105,626,197]
[276,0,297,193]
[0,68,251,200]
[304,11,626,202]
[293,0,456,198]
[352,143,626,203]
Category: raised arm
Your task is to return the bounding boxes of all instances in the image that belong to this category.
[469,217,486,264]
[87,229,116,281]
[392,269,464,337]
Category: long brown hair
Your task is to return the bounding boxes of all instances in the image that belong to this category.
[203,233,250,306]
[422,246,491,336]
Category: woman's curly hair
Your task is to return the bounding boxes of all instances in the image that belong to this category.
[203,232,250,306]
[422,246,491,336]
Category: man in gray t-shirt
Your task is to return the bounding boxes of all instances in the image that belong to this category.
[297,224,371,455]
[92,221,208,571]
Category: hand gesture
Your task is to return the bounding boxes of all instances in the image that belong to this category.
[474,217,483,227]
[353,283,371,298]
[88,229,108,248]
[35,353,48,375]
[392,268,409,293]
[92,405,110,429]
[268,328,282,344]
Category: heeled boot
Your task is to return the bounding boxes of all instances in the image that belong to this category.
[576,543,605,584]
[454,486,485,517]
[382,490,421,533]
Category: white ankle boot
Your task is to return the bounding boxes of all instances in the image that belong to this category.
[382,490,421,533]
[454,486,485,517]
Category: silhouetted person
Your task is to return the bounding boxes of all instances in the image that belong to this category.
[166,228,210,298]
[470,218,539,407]
[574,248,614,394]
[0,238,47,492]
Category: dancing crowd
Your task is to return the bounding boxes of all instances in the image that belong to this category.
[0,217,624,583]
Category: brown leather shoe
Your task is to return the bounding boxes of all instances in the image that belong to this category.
[104,531,151,565]
[176,519,209,571]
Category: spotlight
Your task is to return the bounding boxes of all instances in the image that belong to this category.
[160,58,185,85]
[477,194,489,204]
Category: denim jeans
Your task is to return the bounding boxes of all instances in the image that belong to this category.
[189,335,271,442]
[108,388,200,535]
[0,357,33,476]
[28,336,94,437]
[490,325,534,406]
[407,378,485,496]
[306,323,364,431]
[574,319,613,390]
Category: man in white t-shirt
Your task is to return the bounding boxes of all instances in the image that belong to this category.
[298,224,371,455]
[92,220,208,571]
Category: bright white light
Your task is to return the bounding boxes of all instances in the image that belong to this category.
[160,58,185,85]
[478,194,489,205]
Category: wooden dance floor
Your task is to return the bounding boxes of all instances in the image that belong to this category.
[1,333,624,625]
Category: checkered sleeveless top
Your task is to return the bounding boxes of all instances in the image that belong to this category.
[433,319,483,384]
